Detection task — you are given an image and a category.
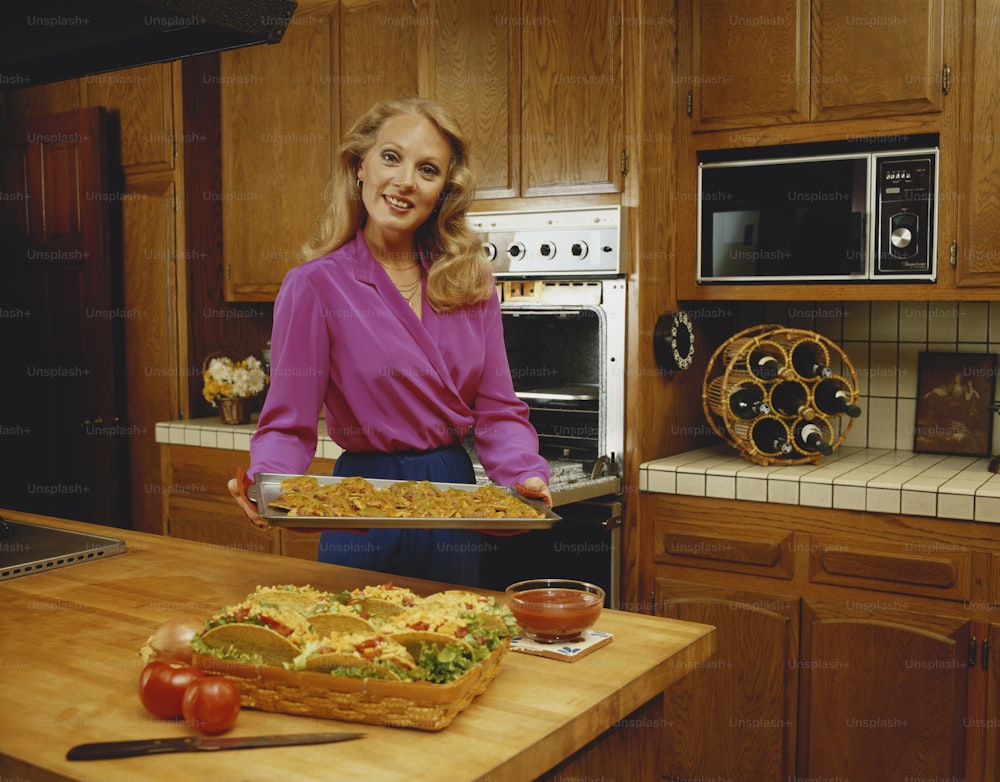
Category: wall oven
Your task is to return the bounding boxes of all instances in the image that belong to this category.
[466,207,626,607]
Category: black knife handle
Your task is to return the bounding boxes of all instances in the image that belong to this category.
[67,737,200,760]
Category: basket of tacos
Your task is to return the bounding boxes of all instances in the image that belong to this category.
[188,583,512,730]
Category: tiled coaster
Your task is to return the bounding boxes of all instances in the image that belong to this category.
[509,629,613,662]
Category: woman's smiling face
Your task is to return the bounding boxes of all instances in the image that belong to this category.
[357,112,452,250]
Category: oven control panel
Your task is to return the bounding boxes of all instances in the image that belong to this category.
[467,206,625,276]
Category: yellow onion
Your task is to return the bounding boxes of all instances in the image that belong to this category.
[139,616,205,664]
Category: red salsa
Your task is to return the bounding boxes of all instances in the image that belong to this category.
[510,587,602,641]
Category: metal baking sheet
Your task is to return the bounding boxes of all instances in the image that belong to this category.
[249,473,560,530]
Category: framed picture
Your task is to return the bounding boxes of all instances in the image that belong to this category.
[914,352,998,456]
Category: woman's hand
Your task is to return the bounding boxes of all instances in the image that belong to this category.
[228,473,269,530]
[515,476,553,507]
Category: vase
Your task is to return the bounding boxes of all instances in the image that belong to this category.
[217,397,251,425]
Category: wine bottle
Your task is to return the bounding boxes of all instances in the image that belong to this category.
[814,377,861,418]
[769,380,816,420]
[708,377,771,420]
[746,345,792,381]
[749,417,793,456]
[790,339,833,379]
[793,420,834,456]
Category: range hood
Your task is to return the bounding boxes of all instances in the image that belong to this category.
[0,0,297,89]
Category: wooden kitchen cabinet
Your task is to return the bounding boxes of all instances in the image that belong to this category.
[955,0,1000,287]
[680,0,946,132]
[798,599,970,780]
[658,579,799,781]
[160,442,330,559]
[642,491,1000,781]
[219,15,334,301]
[680,0,810,131]
[220,0,625,299]
[357,0,624,198]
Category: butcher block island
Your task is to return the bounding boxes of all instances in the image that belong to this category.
[0,510,715,782]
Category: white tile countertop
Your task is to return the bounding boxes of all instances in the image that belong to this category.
[640,444,1000,524]
[154,416,344,462]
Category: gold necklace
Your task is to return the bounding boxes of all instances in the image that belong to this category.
[375,256,419,272]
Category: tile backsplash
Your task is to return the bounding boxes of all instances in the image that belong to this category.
[727,301,1000,454]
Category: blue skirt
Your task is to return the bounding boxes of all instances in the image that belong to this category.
[317,445,484,587]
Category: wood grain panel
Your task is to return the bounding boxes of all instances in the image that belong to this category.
[221,16,334,301]
[798,600,969,780]
[429,0,518,197]
[122,172,178,534]
[956,0,1000,285]
[811,0,944,121]
[520,0,622,195]
[656,521,795,579]
[82,62,174,171]
[810,537,971,601]
[659,578,799,782]
[685,0,810,129]
[339,0,419,136]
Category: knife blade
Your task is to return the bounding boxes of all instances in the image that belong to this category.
[66,731,365,760]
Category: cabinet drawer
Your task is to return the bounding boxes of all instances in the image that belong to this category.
[655,520,794,580]
[808,536,972,602]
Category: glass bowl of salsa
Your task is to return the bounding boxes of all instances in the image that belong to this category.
[505,579,605,643]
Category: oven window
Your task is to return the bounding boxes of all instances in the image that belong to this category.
[502,310,603,462]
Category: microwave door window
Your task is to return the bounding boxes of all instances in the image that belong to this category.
[711,210,760,278]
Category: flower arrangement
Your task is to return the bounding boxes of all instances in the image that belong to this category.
[202,354,267,406]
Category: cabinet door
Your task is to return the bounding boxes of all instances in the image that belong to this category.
[339,0,419,137]
[681,0,810,131]
[83,62,175,172]
[798,600,969,781]
[657,578,798,782]
[429,0,518,198]
[811,0,945,122]
[520,0,623,195]
[955,0,1000,287]
[220,16,334,301]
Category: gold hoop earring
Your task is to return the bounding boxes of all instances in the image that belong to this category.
[357,178,363,190]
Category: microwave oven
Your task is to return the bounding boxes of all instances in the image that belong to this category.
[696,138,939,283]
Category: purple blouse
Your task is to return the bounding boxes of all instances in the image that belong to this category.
[248,230,550,489]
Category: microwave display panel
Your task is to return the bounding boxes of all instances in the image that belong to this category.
[699,155,868,282]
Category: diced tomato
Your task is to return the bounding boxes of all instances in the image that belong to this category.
[259,616,293,637]
[455,626,469,638]
[410,621,429,631]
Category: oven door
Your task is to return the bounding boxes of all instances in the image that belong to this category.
[478,499,621,608]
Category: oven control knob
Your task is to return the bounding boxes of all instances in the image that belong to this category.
[507,242,525,261]
[539,242,555,259]
[481,242,498,262]
[890,226,912,249]
[570,241,589,259]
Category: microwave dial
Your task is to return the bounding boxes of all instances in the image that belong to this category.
[481,242,498,262]
[571,241,589,260]
[539,242,556,259]
[506,242,526,261]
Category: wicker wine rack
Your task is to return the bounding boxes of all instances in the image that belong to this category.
[702,325,861,466]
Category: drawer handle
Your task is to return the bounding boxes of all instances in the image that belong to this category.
[664,532,782,567]
[819,549,956,588]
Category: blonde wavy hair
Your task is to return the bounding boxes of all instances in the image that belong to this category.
[301,97,492,311]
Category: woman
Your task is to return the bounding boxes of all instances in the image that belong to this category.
[229,97,551,586]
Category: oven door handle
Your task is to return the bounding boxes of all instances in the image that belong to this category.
[558,499,622,530]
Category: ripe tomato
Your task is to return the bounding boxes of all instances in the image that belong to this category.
[181,676,241,734]
[138,660,203,719]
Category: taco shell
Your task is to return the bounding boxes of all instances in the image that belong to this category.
[309,612,375,637]
[198,623,300,666]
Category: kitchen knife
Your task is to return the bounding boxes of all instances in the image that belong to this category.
[66,731,365,760]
